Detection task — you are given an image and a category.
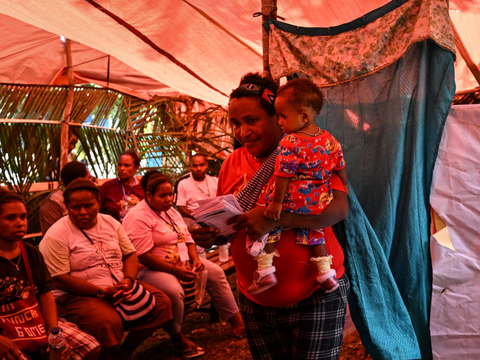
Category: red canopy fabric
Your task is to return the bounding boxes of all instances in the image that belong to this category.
[0,0,475,105]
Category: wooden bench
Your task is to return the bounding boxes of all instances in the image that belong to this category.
[183,246,236,322]
[204,246,236,276]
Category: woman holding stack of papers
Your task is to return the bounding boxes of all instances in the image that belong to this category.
[191,73,349,360]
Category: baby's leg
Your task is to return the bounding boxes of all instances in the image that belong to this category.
[312,243,328,257]
[308,232,339,293]
[264,242,275,254]
[246,230,280,295]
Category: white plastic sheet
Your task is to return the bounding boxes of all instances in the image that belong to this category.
[430,105,480,360]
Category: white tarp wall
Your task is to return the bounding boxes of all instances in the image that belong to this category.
[430,105,480,359]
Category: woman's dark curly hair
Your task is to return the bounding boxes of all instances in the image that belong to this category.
[229,73,278,117]
[63,179,99,207]
[142,171,172,196]
[0,189,25,215]
[119,150,141,167]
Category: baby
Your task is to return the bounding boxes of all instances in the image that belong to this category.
[247,78,348,295]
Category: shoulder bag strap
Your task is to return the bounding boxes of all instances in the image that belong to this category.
[236,148,278,212]
[221,148,279,243]
[77,227,120,283]
[19,242,36,296]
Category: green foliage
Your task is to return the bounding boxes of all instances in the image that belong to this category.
[75,127,125,178]
[0,123,60,233]
[0,84,234,235]
[0,123,60,190]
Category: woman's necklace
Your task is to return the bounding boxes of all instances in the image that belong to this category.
[296,127,321,137]
[253,147,276,162]
[0,250,22,271]
[194,178,210,197]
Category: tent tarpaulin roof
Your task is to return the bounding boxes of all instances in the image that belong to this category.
[0,0,477,105]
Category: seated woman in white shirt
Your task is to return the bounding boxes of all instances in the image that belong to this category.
[122,171,245,359]
[39,179,173,360]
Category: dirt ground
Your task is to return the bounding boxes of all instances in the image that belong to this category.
[134,273,372,359]
[135,311,372,360]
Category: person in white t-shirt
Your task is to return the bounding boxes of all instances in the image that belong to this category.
[39,179,173,360]
[175,154,218,226]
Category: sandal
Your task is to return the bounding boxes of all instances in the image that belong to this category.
[182,346,205,359]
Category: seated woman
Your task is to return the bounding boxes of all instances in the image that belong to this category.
[39,179,173,360]
[100,150,144,222]
[122,171,244,359]
[0,189,100,360]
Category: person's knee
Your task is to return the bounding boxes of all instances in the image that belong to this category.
[142,273,184,299]
[206,262,225,279]
[86,310,123,346]
[153,290,173,309]
[96,317,123,343]
[83,345,101,360]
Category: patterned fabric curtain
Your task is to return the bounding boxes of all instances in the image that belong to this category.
[266,0,455,359]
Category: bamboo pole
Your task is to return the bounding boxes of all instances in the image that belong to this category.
[453,86,480,96]
[261,0,277,81]
[452,22,480,87]
[60,39,75,170]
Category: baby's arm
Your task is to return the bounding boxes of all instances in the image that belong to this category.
[334,168,349,195]
[264,175,290,220]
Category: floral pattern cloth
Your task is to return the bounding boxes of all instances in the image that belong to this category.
[266,131,346,245]
[268,0,455,86]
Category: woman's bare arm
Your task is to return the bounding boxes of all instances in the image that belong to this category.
[229,189,348,240]
[192,189,348,244]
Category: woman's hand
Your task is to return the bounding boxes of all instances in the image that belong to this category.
[173,263,198,282]
[227,189,348,240]
[0,335,23,360]
[116,277,134,291]
[191,259,205,273]
[105,283,133,305]
[189,225,220,249]
[228,207,281,240]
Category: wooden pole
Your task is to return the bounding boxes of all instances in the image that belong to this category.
[124,96,139,153]
[452,22,480,87]
[185,98,194,165]
[60,39,75,170]
[261,0,277,81]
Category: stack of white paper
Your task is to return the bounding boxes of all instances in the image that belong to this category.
[191,194,243,236]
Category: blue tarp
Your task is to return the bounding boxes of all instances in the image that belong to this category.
[318,41,455,359]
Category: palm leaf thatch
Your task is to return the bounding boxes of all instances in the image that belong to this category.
[0,123,62,233]
[1,83,234,235]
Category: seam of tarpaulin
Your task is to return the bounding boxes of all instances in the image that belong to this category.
[84,0,228,98]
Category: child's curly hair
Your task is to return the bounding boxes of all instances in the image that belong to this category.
[277,78,323,116]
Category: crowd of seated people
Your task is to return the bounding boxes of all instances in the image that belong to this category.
[1,151,242,360]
